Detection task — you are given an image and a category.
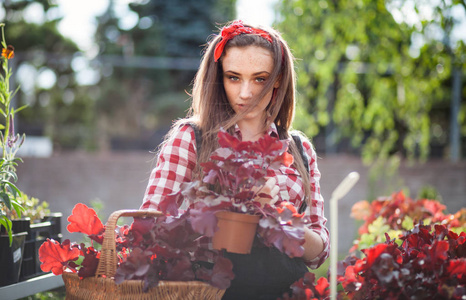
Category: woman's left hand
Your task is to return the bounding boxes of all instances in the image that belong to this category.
[254,177,280,207]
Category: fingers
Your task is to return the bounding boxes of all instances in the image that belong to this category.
[271,184,279,198]
[263,177,277,193]
[256,177,279,207]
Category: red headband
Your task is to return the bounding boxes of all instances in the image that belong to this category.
[214,20,273,62]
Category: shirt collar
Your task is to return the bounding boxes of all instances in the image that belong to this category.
[233,123,279,140]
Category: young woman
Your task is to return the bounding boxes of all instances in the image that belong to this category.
[141,20,329,299]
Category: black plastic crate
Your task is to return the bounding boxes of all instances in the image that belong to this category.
[43,213,63,237]
[19,214,63,281]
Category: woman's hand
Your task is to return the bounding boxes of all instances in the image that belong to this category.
[254,177,280,207]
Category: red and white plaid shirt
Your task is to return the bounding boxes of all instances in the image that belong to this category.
[141,123,329,269]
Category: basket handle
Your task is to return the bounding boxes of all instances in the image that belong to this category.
[95,209,164,278]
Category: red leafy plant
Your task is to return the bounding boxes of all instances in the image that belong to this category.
[281,222,465,300]
[279,272,330,300]
[338,223,466,299]
[279,193,466,300]
[351,191,465,235]
[39,203,235,291]
[350,191,466,252]
[158,129,309,258]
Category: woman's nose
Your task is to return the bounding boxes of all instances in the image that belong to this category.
[239,82,253,100]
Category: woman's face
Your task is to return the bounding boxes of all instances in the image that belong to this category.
[222,46,279,123]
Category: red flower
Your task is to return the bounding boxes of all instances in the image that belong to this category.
[1,45,14,59]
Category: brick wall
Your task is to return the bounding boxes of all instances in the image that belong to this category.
[16,152,466,254]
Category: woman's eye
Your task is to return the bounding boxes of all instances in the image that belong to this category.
[256,77,266,83]
[228,76,239,81]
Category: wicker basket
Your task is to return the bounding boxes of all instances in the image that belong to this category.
[62,209,226,300]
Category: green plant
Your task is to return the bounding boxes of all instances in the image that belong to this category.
[9,192,50,223]
[0,23,27,245]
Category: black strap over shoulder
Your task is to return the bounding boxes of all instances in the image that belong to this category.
[291,134,309,214]
[291,134,309,174]
[187,122,202,154]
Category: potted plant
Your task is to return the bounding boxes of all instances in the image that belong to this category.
[37,130,311,297]
[39,203,234,299]
[158,128,309,257]
[0,23,30,287]
[9,192,65,281]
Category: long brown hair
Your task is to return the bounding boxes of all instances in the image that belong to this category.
[165,21,311,204]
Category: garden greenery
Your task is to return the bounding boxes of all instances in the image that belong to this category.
[0,23,27,245]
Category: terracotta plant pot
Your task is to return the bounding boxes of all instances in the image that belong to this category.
[212,211,260,254]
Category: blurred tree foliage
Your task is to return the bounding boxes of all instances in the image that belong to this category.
[93,0,236,151]
[0,1,95,150]
[276,0,465,163]
[2,0,236,152]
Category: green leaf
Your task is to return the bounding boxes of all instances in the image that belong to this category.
[13,104,28,114]
[0,216,13,246]
[0,192,11,210]
[1,170,18,182]
[0,216,11,232]
[4,182,21,198]
[401,216,414,230]
[10,199,24,218]
[11,85,21,101]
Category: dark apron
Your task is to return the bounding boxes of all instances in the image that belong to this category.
[221,244,308,300]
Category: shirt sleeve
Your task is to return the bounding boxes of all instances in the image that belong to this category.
[140,124,197,210]
[302,139,330,269]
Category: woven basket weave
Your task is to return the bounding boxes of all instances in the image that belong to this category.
[62,209,226,300]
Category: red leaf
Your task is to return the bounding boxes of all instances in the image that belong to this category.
[67,203,104,236]
[165,256,195,281]
[159,192,182,216]
[362,243,388,269]
[208,148,234,162]
[427,240,449,265]
[250,134,284,155]
[272,151,294,167]
[190,204,219,237]
[210,255,235,289]
[39,239,80,275]
[341,265,364,291]
[130,217,156,245]
[350,200,371,221]
[315,277,330,297]
[446,259,466,283]
[78,246,100,278]
[217,129,251,152]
